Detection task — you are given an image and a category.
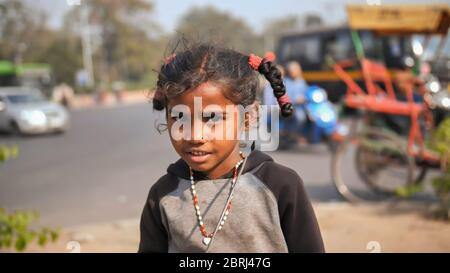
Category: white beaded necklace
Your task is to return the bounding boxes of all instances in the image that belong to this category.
[188,154,245,246]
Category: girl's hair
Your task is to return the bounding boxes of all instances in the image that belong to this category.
[152,43,293,117]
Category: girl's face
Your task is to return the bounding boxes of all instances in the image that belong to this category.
[167,82,244,179]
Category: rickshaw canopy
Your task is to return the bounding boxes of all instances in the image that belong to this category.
[347,4,450,35]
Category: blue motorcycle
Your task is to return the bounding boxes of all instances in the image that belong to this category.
[279,85,341,150]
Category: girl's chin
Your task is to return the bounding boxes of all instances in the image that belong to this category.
[187,163,213,174]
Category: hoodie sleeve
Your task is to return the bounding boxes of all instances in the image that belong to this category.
[138,174,177,253]
[254,162,325,253]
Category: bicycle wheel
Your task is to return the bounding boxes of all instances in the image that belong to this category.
[331,127,415,202]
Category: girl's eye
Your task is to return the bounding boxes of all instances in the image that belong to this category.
[203,112,223,123]
[171,111,185,121]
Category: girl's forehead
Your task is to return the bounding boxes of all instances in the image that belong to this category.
[168,82,235,108]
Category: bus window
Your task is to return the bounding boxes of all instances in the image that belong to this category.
[388,37,402,57]
[291,37,321,69]
[278,36,321,69]
[279,41,292,63]
[360,31,381,60]
[442,36,450,58]
[382,36,408,68]
[323,32,353,66]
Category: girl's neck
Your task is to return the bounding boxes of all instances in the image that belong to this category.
[204,147,242,180]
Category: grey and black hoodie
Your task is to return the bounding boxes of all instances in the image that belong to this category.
[138,150,324,253]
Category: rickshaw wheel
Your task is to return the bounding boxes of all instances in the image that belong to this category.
[331,127,416,202]
[415,166,428,184]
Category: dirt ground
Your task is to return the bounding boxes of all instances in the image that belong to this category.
[23,201,450,253]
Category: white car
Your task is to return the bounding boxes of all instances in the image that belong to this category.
[0,87,70,135]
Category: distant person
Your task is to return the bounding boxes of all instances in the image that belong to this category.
[52,83,75,109]
[112,81,125,103]
[282,61,309,141]
[138,43,324,253]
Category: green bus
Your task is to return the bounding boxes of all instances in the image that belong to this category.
[0,61,54,96]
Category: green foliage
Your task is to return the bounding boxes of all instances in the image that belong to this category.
[125,72,158,91]
[37,36,82,86]
[429,118,450,219]
[432,173,450,195]
[395,183,424,198]
[0,144,18,162]
[0,209,59,252]
[262,16,301,51]
[1,0,324,93]
[429,117,450,195]
[393,118,450,203]
[1,145,60,250]
[64,0,161,87]
[175,6,264,55]
[0,0,55,63]
[429,118,450,157]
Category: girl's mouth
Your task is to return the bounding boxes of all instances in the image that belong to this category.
[186,151,211,163]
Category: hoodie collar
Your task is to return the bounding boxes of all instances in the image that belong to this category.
[167,150,274,180]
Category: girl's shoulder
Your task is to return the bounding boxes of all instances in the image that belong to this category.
[146,172,180,203]
[255,160,304,186]
[146,158,190,202]
[250,154,312,215]
[247,150,305,193]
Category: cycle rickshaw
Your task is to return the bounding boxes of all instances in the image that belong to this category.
[331,4,450,202]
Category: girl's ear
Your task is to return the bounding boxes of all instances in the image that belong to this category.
[242,102,259,132]
[155,109,168,134]
[243,111,250,132]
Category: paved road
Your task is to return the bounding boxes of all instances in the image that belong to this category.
[0,103,432,228]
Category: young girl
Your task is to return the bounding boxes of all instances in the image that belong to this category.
[138,43,324,253]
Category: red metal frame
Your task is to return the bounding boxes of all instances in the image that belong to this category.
[334,58,438,161]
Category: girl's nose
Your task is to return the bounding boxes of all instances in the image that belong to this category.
[189,135,206,144]
[189,124,206,143]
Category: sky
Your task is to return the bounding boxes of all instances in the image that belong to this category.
[31,0,450,33]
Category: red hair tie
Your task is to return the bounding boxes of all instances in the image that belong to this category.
[264,51,276,62]
[248,54,263,70]
[277,94,290,107]
[248,52,276,70]
[154,89,164,99]
[164,53,176,64]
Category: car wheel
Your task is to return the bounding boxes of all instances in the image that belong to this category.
[9,121,23,136]
[53,129,66,135]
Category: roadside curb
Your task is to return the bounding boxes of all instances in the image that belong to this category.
[71,90,154,110]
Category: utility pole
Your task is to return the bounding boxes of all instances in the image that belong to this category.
[80,3,95,89]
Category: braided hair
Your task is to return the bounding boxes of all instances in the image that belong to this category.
[248,54,293,117]
[152,43,293,118]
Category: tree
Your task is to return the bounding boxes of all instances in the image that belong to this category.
[261,13,323,52]
[63,0,162,89]
[174,6,263,55]
[0,0,81,86]
[37,36,83,86]
[262,15,301,51]
[303,14,323,28]
[0,0,51,62]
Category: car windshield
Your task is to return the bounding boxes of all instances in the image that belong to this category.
[6,94,46,104]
